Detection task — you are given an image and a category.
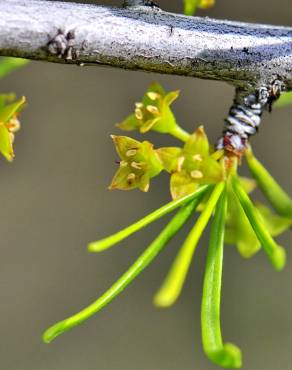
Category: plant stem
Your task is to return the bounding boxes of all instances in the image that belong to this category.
[246,149,292,218]
[154,182,224,307]
[201,187,242,368]
[231,175,286,271]
[88,184,210,252]
[170,125,191,143]
[43,199,201,343]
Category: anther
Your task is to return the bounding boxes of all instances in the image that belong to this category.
[135,108,143,120]
[193,154,203,161]
[131,161,143,170]
[146,105,159,115]
[147,92,160,101]
[126,149,138,157]
[191,170,203,179]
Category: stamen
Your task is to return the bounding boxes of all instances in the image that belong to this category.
[146,105,160,115]
[131,161,143,170]
[120,160,128,167]
[126,149,137,157]
[147,92,160,100]
[135,102,143,109]
[135,108,143,120]
[177,156,185,172]
[193,154,203,161]
[191,170,203,179]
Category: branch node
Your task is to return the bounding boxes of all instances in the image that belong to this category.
[47,29,78,61]
[217,80,284,156]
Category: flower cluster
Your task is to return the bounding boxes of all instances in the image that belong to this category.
[110,126,224,198]
[112,82,225,199]
[44,82,292,370]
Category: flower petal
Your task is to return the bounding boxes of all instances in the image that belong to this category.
[170,171,199,199]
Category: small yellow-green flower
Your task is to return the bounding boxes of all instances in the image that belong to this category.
[184,0,215,15]
[109,135,163,192]
[117,82,189,141]
[157,126,224,199]
[0,95,25,162]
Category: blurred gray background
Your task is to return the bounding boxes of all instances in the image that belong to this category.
[1,1,292,369]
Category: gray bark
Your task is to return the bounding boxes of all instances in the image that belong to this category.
[1,0,292,90]
[123,0,150,6]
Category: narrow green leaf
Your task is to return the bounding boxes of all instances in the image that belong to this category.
[225,185,260,258]
[201,188,242,368]
[154,182,224,307]
[88,185,211,252]
[43,200,199,343]
[0,57,28,79]
[231,176,286,271]
[246,150,292,217]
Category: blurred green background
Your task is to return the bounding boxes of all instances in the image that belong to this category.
[0,1,291,369]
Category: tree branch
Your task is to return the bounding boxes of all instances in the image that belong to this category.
[1,0,292,89]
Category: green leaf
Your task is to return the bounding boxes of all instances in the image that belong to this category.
[246,149,292,217]
[231,175,286,271]
[225,188,261,259]
[201,188,242,368]
[153,182,223,307]
[225,180,291,259]
[43,200,202,343]
[88,185,211,252]
[0,57,28,79]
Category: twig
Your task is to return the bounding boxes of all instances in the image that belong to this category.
[1,0,292,89]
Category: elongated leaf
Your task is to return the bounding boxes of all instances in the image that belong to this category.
[231,176,286,271]
[43,200,199,343]
[88,185,210,252]
[154,182,224,307]
[246,150,292,217]
[201,188,242,368]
